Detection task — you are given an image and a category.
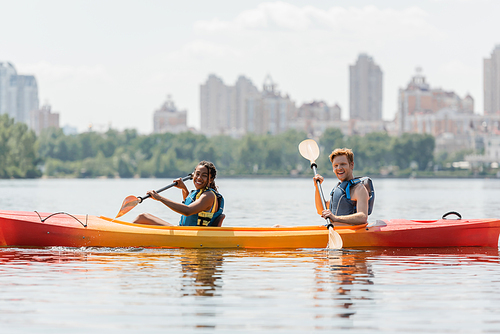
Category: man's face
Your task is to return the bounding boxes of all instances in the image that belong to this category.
[331,155,354,182]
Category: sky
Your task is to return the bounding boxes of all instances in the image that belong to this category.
[1,0,499,133]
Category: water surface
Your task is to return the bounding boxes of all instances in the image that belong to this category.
[1,178,500,333]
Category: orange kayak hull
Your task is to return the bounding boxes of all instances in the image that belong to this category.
[0,211,499,249]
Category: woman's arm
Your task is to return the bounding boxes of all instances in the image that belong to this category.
[173,177,190,200]
[148,190,215,216]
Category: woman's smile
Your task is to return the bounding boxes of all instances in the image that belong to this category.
[193,165,210,189]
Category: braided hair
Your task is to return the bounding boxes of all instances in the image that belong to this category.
[197,161,217,190]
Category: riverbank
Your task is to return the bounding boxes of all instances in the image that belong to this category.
[26,170,500,180]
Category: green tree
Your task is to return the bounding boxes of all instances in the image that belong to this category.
[354,132,393,173]
[278,130,308,172]
[392,133,435,171]
[0,115,41,178]
[237,135,264,173]
[79,132,101,159]
[318,128,346,170]
[320,128,345,153]
[263,137,283,171]
[117,157,134,178]
[209,135,238,172]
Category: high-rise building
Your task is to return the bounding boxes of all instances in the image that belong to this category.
[17,75,39,124]
[349,54,383,121]
[200,74,259,137]
[30,104,60,135]
[0,62,39,124]
[246,75,295,135]
[288,101,342,136]
[153,95,188,134]
[200,74,231,136]
[200,74,296,137]
[0,62,18,120]
[484,45,500,115]
[232,76,259,136]
[398,68,475,134]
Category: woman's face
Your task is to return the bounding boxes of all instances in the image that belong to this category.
[192,165,211,190]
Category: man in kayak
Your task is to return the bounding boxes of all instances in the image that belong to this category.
[133,161,224,227]
[313,148,374,226]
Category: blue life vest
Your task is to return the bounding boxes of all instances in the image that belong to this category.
[179,187,224,227]
[329,177,375,216]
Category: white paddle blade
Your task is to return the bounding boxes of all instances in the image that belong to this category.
[327,228,343,249]
[298,139,320,163]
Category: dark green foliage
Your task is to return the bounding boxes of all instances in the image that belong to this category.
[117,157,134,178]
[318,131,435,176]
[320,128,345,153]
[391,133,435,171]
[0,113,443,179]
[0,114,41,178]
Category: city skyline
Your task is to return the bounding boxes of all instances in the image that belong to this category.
[484,45,500,115]
[349,53,383,121]
[2,0,500,133]
[0,62,39,124]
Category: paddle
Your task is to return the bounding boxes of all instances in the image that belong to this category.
[298,139,343,249]
[114,174,193,219]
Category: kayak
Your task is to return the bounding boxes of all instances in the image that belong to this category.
[0,210,499,249]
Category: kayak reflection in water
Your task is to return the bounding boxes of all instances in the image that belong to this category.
[313,148,374,226]
[133,161,225,227]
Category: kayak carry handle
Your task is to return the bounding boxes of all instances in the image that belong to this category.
[442,211,462,220]
[34,211,88,227]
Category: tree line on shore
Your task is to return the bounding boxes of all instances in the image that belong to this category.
[1,113,474,179]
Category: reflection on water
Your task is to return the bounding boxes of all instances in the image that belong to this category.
[1,247,499,332]
[327,250,374,320]
[179,250,224,298]
[2,178,500,332]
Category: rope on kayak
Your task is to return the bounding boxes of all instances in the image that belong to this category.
[34,211,88,227]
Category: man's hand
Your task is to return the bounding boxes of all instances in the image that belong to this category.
[321,209,334,221]
[313,174,324,184]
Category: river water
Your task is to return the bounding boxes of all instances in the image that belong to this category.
[1,178,500,333]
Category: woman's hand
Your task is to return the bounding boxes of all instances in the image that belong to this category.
[173,177,186,189]
[147,190,162,201]
[173,177,189,199]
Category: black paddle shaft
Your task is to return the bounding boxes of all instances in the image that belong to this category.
[311,163,334,229]
[138,174,193,203]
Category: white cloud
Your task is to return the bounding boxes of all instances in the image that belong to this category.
[439,60,478,77]
[9,2,476,131]
[15,61,117,131]
[168,40,242,61]
[17,61,111,85]
[194,2,445,41]
[183,2,450,124]
[436,60,481,97]
[431,0,488,2]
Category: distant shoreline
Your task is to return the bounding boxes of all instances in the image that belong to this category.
[19,173,498,180]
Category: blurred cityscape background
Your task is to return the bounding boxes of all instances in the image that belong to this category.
[1,1,500,178]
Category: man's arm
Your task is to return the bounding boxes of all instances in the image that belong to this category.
[313,174,330,215]
[321,183,369,225]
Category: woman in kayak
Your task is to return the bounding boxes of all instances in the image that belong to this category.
[133,161,224,226]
